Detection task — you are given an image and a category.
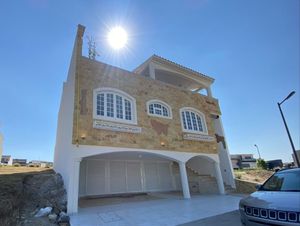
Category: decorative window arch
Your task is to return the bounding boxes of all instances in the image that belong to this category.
[180,107,207,134]
[93,87,137,124]
[146,100,172,119]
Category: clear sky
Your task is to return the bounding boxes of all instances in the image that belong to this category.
[0,0,299,163]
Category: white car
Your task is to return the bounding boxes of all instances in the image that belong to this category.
[239,168,300,226]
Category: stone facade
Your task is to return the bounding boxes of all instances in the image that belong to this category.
[72,57,221,154]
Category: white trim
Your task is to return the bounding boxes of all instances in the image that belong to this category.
[179,107,208,135]
[93,87,138,125]
[146,99,173,119]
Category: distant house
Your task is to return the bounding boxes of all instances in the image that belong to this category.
[28,160,53,168]
[12,159,27,166]
[1,155,13,165]
[266,159,283,170]
[230,154,257,169]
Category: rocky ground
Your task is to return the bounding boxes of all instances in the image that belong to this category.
[0,167,68,226]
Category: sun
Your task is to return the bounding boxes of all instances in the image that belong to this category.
[107,26,128,50]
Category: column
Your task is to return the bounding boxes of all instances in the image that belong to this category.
[179,161,191,199]
[206,87,213,98]
[214,162,225,194]
[67,157,82,214]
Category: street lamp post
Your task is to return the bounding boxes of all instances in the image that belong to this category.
[277,91,299,167]
[254,144,261,159]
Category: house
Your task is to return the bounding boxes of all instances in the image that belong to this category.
[266,159,283,170]
[1,155,13,166]
[230,154,257,169]
[54,25,235,214]
[28,160,53,168]
[12,159,27,166]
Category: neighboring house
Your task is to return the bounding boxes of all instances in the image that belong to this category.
[54,25,235,214]
[1,155,13,165]
[231,154,257,169]
[12,159,27,166]
[28,160,53,168]
[266,159,283,170]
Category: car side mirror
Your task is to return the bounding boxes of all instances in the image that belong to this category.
[255,184,262,191]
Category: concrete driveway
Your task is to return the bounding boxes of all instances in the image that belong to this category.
[70,193,243,226]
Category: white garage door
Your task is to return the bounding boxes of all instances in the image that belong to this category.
[83,159,175,196]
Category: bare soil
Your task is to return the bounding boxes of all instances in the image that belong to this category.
[0,166,52,175]
[234,169,274,184]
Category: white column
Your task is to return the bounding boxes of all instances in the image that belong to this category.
[206,87,213,97]
[67,157,82,214]
[214,162,225,194]
[179,161,191,199]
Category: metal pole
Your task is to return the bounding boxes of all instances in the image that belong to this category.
[254,145,261,159]
[277,102,300,167]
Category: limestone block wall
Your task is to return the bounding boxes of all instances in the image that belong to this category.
[72,57,222,154]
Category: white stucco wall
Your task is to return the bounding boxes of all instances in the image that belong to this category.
[213,116,236,188]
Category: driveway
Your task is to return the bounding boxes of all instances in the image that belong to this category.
[179,210,242,226]
[70,193,243,226]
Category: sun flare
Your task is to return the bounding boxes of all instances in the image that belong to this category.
[107,26,128,50]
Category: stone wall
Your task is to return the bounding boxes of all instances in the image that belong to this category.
[72,57,222,154]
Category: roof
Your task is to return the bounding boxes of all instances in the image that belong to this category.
[133,54,214,84]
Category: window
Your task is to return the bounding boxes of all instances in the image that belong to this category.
[147,100,172,119]
[93,88,137,124]
[180,107,207,134]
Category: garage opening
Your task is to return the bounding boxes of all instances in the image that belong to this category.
[78,151,182,207]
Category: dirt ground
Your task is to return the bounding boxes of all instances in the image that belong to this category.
[234,169,274,183]
[0,166,52,175]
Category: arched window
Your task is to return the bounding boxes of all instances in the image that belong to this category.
[93,88,137,124]
[180,107,207,134]
[146,100,172,119]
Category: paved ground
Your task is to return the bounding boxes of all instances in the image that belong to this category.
[71,193,243,226]
[179,210,242,226]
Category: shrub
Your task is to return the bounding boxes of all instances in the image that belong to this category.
[257,159,267,170]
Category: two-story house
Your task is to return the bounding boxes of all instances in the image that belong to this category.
[54,25,235,214]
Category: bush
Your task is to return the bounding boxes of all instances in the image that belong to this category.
[257,159,267,170]
[236,174,242,179]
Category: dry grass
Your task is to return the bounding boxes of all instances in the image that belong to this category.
[0,166,52,175]
[234,169,274,184]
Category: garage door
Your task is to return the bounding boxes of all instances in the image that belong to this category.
[82,159,175,196]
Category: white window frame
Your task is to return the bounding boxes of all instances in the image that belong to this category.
[93,87,137,125]
[146,99,172,119]
[179,107,208,134]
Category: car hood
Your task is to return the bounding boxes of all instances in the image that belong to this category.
[241,191,300,211]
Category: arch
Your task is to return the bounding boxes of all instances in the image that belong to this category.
[93,87,137,124]
[186,154,225,195]
[179,107,208,134]
[146,99,172,119]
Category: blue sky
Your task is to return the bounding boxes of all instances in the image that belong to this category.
[0,0,299,162]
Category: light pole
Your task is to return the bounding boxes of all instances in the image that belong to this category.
[254,144,261,159]
[277,91,299,167]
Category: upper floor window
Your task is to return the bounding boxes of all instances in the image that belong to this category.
[146,100,172,119]
[180,107,207,134]
[93,88,137,124]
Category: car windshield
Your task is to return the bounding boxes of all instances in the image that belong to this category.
[261,170,300,192]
